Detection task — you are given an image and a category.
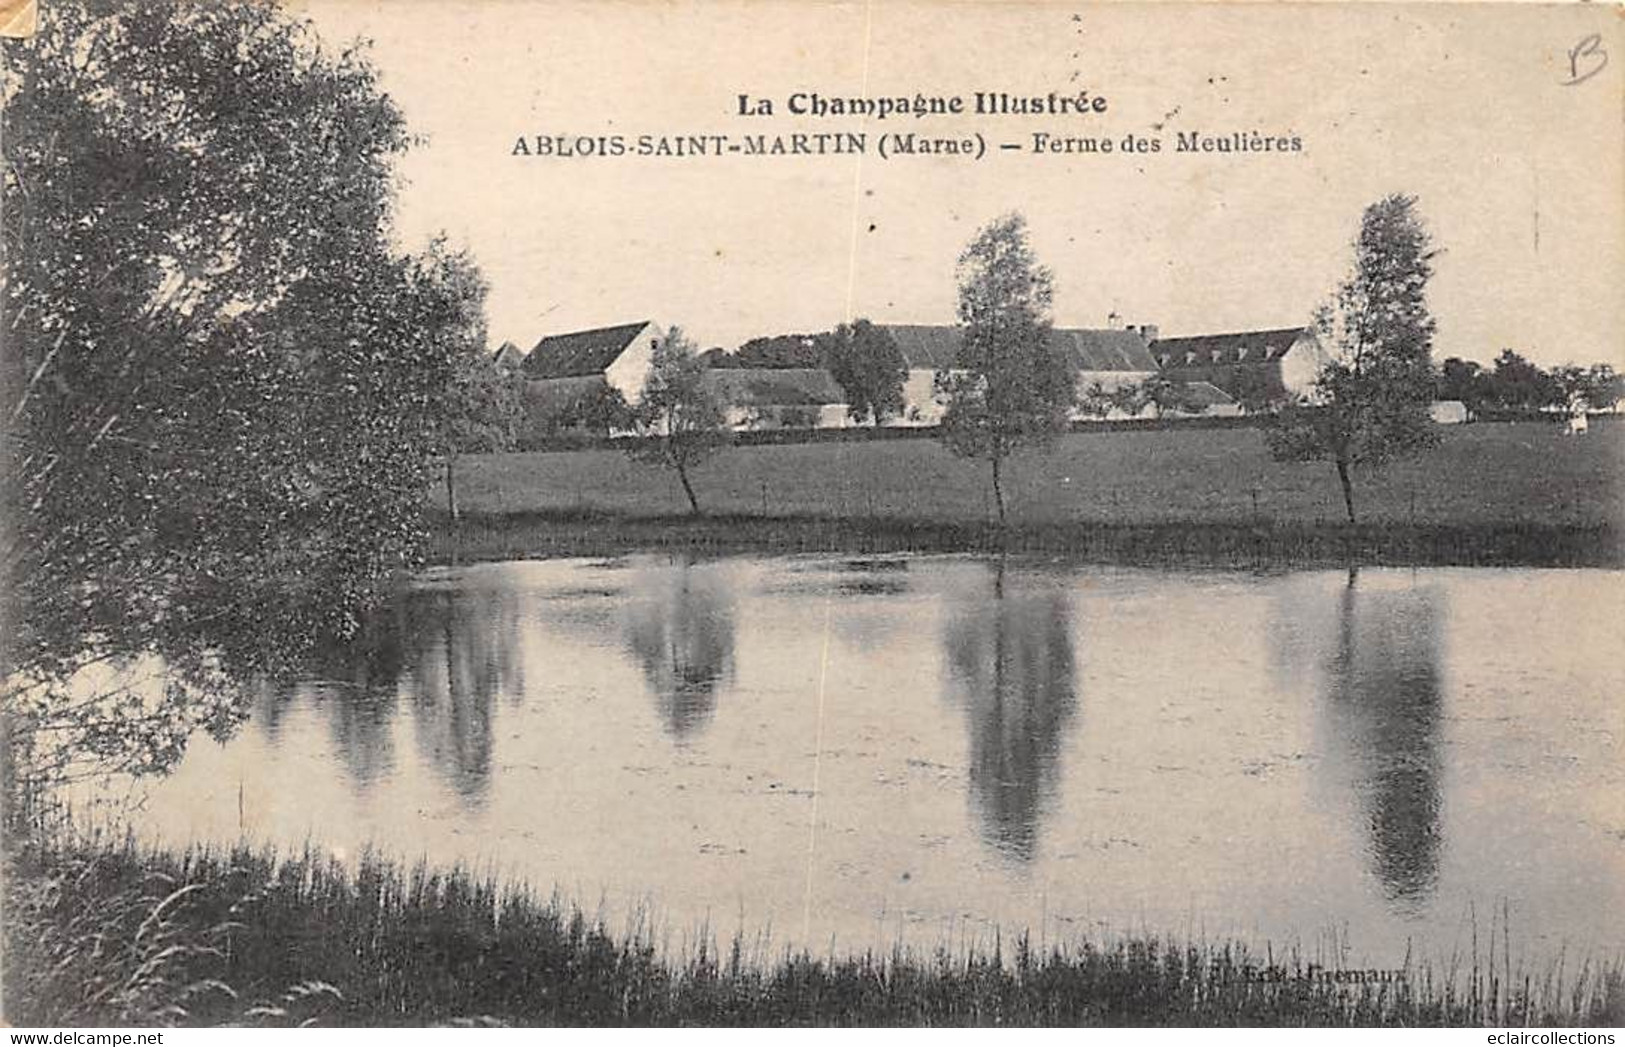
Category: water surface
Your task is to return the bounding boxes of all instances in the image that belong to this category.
[114,556,1625,966]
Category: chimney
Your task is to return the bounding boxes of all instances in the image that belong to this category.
[1139,324,1160,345]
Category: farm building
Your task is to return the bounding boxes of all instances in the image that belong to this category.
[522,320,666,405]
[701,368,852,431]
[877,323,1160,425]
[491,340,526,376]
[1150,327,1331,406]
[1430,400,1469,425]
[1161,380,1242,418]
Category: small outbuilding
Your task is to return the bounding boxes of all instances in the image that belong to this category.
[1430,400,1469,425]
[701,368,851,430]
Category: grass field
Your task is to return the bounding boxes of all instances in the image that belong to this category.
[445,421,1622,529]
[7,836,1620,1028]
[431,422,1622,567]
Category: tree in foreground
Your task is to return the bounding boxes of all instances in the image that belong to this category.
[625,328,727,515]
[820,319,907,424]
[2,0,487,795]
[936,214,1075,523]
[1267,194,1440,524]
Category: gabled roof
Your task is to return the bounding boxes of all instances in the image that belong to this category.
[702,367,846,407]
[878,324,1157,373]
[1152,327,1311,369]
[523,321,653,380]
[491,341,525,369]
[1050,328,1159,372]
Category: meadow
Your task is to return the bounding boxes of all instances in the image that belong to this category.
[433,421,1623,566]
[7,837,1619,1028]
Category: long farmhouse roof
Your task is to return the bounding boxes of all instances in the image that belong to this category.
[702,367,846,407]
[879,324,1157,373]
[524,320,653,380]
[1152,327,1310,369]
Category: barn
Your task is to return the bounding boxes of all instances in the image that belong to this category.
[521,320,666,405]
[1150,327,1330,407]
[876,323,1160,424]
[701,368,852,431]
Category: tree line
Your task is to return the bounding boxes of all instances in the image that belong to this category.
[1437,352,1621,419]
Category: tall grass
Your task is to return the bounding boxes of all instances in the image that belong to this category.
[6,836,1620,1027]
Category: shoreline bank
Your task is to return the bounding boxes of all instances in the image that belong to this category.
[427,509,1623,570]
[6,835,1619,1028]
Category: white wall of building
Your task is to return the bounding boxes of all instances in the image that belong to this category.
[1280,333,1332,398]
[604,321,665,404]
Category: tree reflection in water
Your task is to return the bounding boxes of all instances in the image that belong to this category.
[941,561,1078,862]
[257,586,529,809]
[404,588,532,807]
[621,559,736,741]
[1322,572,1445,911]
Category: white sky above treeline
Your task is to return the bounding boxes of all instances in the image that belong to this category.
[301,1,1623,369]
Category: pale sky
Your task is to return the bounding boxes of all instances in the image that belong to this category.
[300,1,1623,368]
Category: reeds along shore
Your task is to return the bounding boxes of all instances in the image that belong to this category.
[5,837,1621,1028]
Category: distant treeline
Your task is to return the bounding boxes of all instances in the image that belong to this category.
[1438,350,1621,416]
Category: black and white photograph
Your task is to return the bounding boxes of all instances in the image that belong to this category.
[2,0,1622,1032]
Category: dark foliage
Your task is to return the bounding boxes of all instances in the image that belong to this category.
[1268,195,1440,522]
[624,328,728,515]
[936,213,1076,523]
[820,319,907,424]
[2,0,487,795]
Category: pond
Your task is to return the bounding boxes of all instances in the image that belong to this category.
[102,555,1625,967]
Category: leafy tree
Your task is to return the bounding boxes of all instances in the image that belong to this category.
[936,214,1075,524]
[1075,380,1117,420]
[2,0,485,793]
[625,328,727,515]
[1267,194,1440,523]
[1483,349,1561,411]
[1229,368,1277,414]
[733,334,823,369]
[1584,363,1623,412]
[527,382,632,441]
[1436,356,1489,419]
[1551,362,1621,414]
[437,316,525,523]
[821,319,906,424]
[1133,376,1190,417]
[578,383,634,436]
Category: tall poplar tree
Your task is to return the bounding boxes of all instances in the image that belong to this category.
[936,213,1075,524]
[1268,194,1440,524]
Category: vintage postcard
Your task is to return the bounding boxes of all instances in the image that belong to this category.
[2,0,1621,1033]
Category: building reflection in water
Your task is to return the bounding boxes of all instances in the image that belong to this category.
[621,559,736,741]
[941,561,1078,862]
[1319,572,1446,912]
